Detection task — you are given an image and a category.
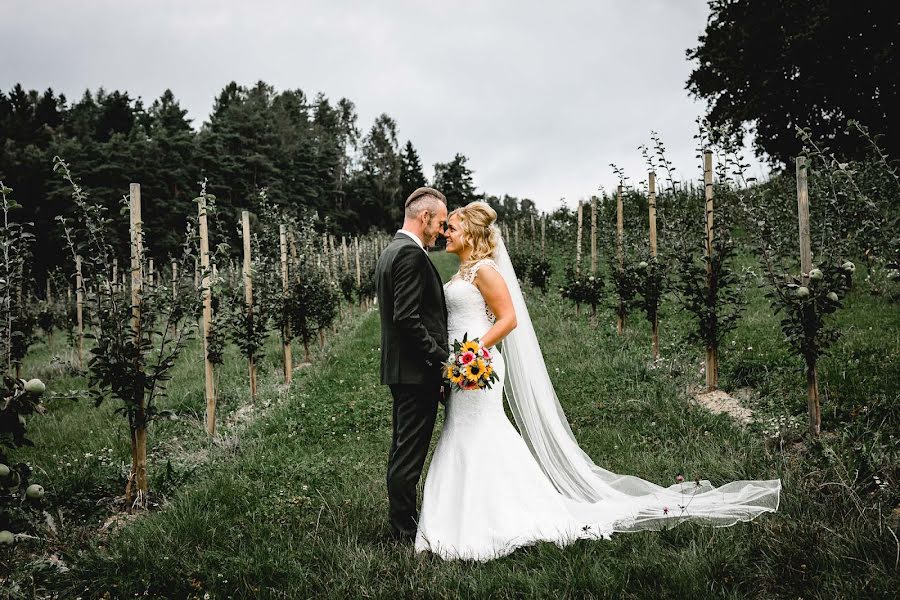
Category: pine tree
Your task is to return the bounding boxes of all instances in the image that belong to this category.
[399,140,426,202]
[433,153,478,208]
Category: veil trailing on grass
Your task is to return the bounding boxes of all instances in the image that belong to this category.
[493,233,781,531]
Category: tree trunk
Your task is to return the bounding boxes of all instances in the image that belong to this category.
[249,356,257,402]
[807,360,821,436]
[705,345,718,391]
[125,413,148,513]
[652,317,660,361]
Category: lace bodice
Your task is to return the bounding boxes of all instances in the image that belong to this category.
[444,258,498,341]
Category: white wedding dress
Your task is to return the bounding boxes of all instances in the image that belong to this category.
[414,248,781,562]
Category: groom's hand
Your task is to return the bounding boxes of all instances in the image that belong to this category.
[439,384,449,406]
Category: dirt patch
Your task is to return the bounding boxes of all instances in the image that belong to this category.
[693,389,754,424]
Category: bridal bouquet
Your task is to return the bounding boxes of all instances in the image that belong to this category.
[444,334,499,391]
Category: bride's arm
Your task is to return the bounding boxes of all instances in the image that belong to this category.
[473,266,517,348]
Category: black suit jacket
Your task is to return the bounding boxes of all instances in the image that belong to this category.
[376,233,450,385]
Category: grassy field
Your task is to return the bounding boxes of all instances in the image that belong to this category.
[2,250,898,599]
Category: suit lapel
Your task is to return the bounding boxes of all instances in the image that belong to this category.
[393,232,447,324]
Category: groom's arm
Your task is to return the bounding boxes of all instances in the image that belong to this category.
[392,247,449,367]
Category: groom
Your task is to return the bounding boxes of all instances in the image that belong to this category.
[375,186,450,542]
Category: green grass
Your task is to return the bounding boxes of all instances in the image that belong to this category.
[2,251,898,599]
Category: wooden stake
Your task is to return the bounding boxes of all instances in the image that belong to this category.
[112,257,118,294]
[541,216,546,258]
[127,183,148,509]
[575,201,584,275]
[354,237,362,288]
[590,196,598,275]
[148,258,154,289]
[242,211,257,402]
[75,255,84,369]
[648,172,659,360]
[616,184,625,335]
[322,233,333,279]
[280,224,292,385]
[703,152,718,390]
[198,195,216,435]
[171,259,177,300]
[796,156,819,435]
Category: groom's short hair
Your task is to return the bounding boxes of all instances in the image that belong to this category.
[404,187,447,219]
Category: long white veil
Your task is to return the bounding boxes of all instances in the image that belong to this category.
[494,234,781,531]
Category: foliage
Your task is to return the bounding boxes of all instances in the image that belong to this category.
[686,0,899,165]
[433,153,479,208]
[285,266,339,351]
[634,256,666,327]
[53,156,201,504]
[510,247,554,294]
[0,183,36,376]
[0,82,479,288]
[0,375,46,542]
[560,267,605,312]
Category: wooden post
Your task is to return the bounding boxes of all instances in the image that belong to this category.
[575,202,584,275]
[703,152,718,390]
[354,236,362,287]
[616,184,625,335]
[127,183,148,509]
[198,195,216,435]
[171,259,177,300]
[796,156,820,435]
[342,236,349,272]
[148,258,154,290]
[242,211,257,402]
[280,224,292,385]
[541,216,546,259]
[323,234,331,281]
[590,196,598,275]
[75,255,84,369]
[329,235,336,281]
[648,172,659,360]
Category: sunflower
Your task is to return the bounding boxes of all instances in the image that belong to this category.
[465,359,486,382]
[445,364,455,380]
[460,340,480,355]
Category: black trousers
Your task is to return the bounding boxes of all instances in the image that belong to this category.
[387,383,441,539]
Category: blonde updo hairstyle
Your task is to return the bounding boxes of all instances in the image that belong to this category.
[449,201,500,269]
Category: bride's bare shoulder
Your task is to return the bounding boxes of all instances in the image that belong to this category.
[471,259,504,290]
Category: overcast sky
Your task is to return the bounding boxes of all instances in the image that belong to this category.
[2,0,766,212]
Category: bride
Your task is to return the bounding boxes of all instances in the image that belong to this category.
[414,201,781,562]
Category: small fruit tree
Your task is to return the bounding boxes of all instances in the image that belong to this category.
[0,183,36,379]
[54,158,200,510]
[743,147,855,436]
[666,141,747,391]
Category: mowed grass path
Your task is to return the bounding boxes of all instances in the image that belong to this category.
[13,251,899,599]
